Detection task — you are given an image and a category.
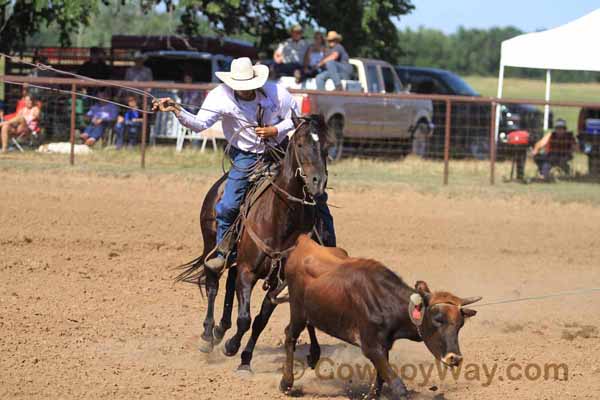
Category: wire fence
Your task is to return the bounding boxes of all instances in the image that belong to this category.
[1,75,600,184]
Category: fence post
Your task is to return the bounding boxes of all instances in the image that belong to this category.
[490,102,497,185]
[69,84,76,166]
[141,92,148,169]
[443,99,452,185]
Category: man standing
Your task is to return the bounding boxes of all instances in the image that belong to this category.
[315,31,353,90]
[78,47,111,80]
[272,25,309,78]
[154,57,335,274]
[532,118,577,181]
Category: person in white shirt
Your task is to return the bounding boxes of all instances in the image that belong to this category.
[153,57,335,273]
[272,25,309,78]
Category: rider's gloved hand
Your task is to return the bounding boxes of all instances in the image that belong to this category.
[255,126,278,139]
[152,98,181,115]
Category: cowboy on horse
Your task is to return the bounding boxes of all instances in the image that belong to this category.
[153,57,336,274]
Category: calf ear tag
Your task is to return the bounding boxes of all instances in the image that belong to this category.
[409,293,425,326]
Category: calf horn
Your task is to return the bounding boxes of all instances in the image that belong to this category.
[461,296,482,306]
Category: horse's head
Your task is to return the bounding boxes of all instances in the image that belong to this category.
[287,112,330,197]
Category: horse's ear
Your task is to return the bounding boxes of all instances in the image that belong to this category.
[291,109,301,128]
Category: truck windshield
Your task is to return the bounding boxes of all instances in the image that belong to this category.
[443,72,479,96]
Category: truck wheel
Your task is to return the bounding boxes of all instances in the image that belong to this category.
[327,117,344,162]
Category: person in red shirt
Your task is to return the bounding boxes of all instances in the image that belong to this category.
[0,94,40,152]
[3,86,29,122]
[532,118,577,181]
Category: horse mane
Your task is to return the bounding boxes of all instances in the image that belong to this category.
[298,114,329,143]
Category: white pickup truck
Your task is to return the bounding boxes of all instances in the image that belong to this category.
[280,58,434,159]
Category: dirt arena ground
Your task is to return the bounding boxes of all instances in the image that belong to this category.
[1,167,600,399]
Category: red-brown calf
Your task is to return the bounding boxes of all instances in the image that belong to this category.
[280,235,481,399]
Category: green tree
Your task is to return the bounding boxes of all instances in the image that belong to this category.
[0,0,99,52]
[171,0,415,60]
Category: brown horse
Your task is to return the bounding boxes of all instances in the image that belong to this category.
[176,113,331,371]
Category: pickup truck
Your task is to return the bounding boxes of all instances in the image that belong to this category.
[395,65,549,159]
[280,58,434,160]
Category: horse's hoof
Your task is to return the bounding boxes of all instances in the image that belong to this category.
[198,337,214,353]
[236,364,253,377]
[307,353,320,370]
[213,326,226,345]
[279,378,293,394]
[222,339,239,357]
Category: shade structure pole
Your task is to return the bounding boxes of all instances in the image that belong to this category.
[494,63,505,142]
[544,69,552,131]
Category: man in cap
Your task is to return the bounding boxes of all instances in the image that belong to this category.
[532,118,577,181]
[272,25,309,78]
[153,57,335,274]
[315,31,353,91]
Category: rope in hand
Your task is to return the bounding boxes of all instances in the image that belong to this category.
[0,52,256,125]
[471,287,600,308]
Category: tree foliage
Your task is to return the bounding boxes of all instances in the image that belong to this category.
[397,26,600,82]
[0,0,99,52]
[164,0,415,60]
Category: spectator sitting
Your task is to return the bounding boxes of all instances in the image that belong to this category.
[1,94,40,153]
[272,25,309,78]
[3,86,29,121]
[315,31,353,91]
[300,31,326,82]
[80,90,119,147]
[532,118,577,181]
[114,96,143,150]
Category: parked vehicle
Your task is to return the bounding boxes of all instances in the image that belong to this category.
[395,66,549,158]
[577,107,600,176]
[141,51,232,143]
[281,58,433,160]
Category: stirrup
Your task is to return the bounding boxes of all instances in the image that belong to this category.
[269,283,289,304]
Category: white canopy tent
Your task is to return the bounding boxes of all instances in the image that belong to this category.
[496,8,600,135]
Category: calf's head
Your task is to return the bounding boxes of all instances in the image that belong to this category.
[408,281,481,367]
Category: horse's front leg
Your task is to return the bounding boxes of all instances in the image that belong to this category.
[239,289,278,372]
[306,324,321,369]
[213,265,237,345]
[199,268,219,353]
[223,265,254,357]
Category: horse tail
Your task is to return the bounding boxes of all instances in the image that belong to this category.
[173,255,206,285]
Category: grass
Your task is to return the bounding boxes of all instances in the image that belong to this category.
[465,76,600,131]
[2,147,599,206]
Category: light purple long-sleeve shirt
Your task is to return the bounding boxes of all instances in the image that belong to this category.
[176,82,299,154]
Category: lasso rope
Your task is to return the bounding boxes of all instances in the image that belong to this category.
[472,287,600,308]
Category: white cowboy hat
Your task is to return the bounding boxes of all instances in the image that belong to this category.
[215,57,269,91]
[326,31,343,42]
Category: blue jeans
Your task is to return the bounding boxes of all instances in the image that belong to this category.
[115,123,141,149]
[315,61,354,90]
[215,147,336,253]
[216,147,259,248]
[534,153,571,179]
[84,124,105,140]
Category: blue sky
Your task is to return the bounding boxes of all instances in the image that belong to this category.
[398,1,599,33]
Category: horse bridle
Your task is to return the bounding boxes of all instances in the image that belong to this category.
[268,119,323,206]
